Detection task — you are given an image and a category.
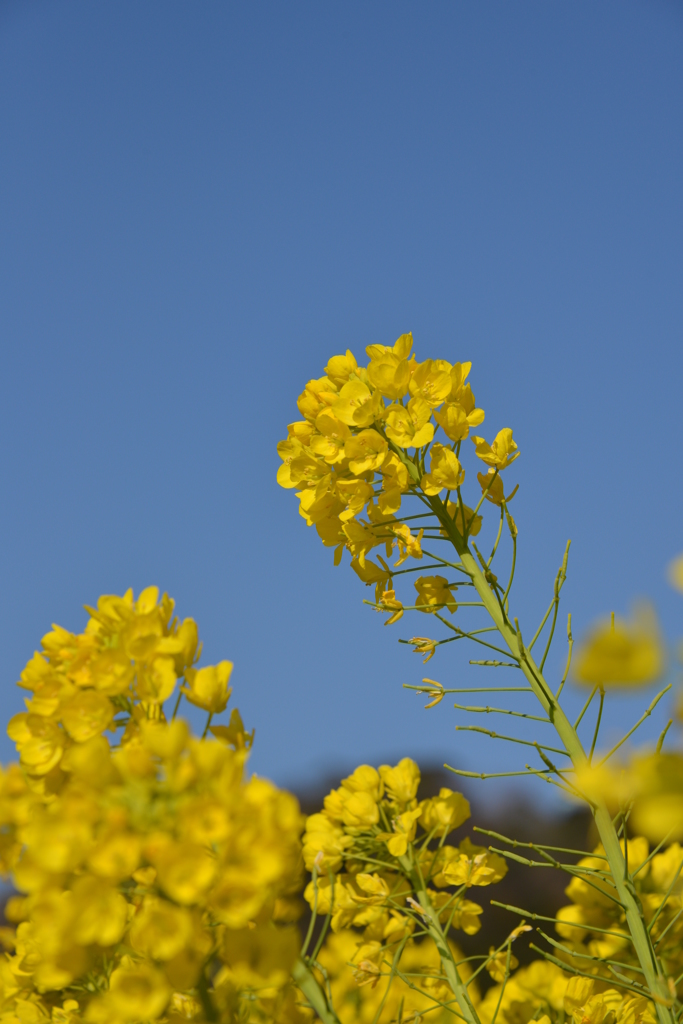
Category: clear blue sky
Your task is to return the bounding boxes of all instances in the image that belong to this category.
[1,1,682,808]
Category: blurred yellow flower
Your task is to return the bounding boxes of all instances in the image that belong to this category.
[419,788,471,836]
[379,758,421,804]
[668,553,683,593]
[573,606,664,688]
[181,660,233,713]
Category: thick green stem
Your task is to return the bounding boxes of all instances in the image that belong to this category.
[292,958,342,1024]
[433,498,674,1024]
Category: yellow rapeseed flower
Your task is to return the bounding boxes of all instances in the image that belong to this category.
[471,428,519,470]
[419,788,471,836]
[344,428,388,474]
[384,397,434,448]
[573,607,664,688]
[421,443,465,495]
[414,575,458,613]
[181,660,233,713]
[408,359,453,408]
[379,758,421,804]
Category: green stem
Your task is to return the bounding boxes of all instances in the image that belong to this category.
[430,494,675,1024]
[292,958,342,1024]
[400,860,482,1024]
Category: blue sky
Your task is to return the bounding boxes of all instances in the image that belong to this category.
[1,1,682,808]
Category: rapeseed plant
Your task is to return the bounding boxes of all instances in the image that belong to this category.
[276,333,683,1024]
[2,332,683,1024]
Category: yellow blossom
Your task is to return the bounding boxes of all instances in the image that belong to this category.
[366,331,413,362]
[339,791,380,829]
[344,429,388,474]
[421,443,465,495]
[350,556,391,590]
[288,452,331,492]
[324,349,358,387]
[219,925,299,991]
[421,677,445,707]
[88,831,142,882]
[419,788,471,836]
[287,418,317,444]
[129,898,194,961]
[448,361,472,398]
[378,808,422,856]
[477,468,519,506]
[379,759,421,804]
[434,402,472,442]
[629,753,683,841]
[296,376,338,422]
[342,519,385,567]
[71,876,128,947]
[152,841,217,905]
[377,585,403,626]
[7,714,64,776]
[573,606,664,688]
[367,351,412,400]
[432,837,507,887]
[377,453,411,514]
[309,409,351,464]
[333,379,383,428]
[408,360,453,408]
[342,764,383,800]
[59,691,113,743]
[276,437,307,488]
[409,636,437,663]
[384,397,434,449]
[137,655,177,704]
[181,661,233,713]
[450,898,484,935]
[414,575,457,613]
[335,476,374,522]
[392,524,423,566]
[471,427,519,470]
[89,649,136,696]
[303,814,352,873]
[301,489,344,528]
[486,947,519,983]
[1,588,305,1024]
[102,963,171,1022]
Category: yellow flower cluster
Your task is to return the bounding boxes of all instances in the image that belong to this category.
[0,589,305,1024]
[300,758,509,1021]
[478,963,656,1024]
[276,334,518,602]
[277,340,683,1024]
[314,930,477,1024]
[10,585,232,784]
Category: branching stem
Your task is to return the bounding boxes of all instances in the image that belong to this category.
[426,493,675,1024]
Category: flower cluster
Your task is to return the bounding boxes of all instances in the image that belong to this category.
[276,335,518,611]
[300,758,511,1022]
[0,589,305,1024]
[313,930,477,1024]
[479,963,656,1024]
